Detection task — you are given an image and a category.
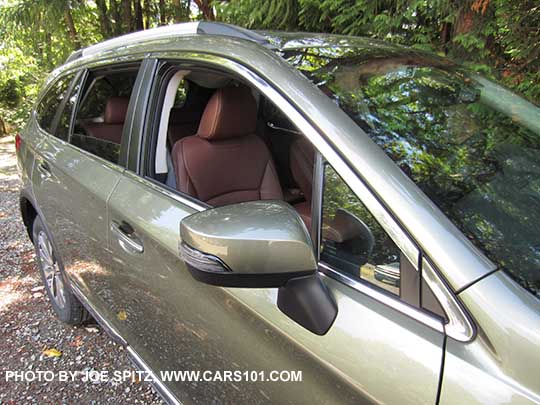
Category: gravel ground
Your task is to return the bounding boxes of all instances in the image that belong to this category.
[0,134,164,404]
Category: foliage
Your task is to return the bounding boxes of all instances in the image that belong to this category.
[218,0,540,104]
[0,0,539,134]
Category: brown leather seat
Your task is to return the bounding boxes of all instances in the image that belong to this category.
[81,96,129,144]
[167,84,214,146]
[172,85,283,206]
[290,137,316,229]
[167,106,202,146]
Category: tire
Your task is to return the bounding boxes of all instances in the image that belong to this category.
[33,216,90,325]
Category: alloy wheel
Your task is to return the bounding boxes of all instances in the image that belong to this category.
[37,230,66,309]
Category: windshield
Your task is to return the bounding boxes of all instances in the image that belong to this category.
[286,46,540,297]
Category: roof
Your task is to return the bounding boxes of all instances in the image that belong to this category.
[66,22,273,63]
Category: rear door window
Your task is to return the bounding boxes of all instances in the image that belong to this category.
[72,65,140,164]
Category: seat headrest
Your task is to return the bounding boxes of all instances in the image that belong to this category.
[104,96,129,124]
[197,86,257,140]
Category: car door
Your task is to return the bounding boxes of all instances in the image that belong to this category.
[103,56,446,404]
[32,60,146,323]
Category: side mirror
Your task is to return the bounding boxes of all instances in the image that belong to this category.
[180,200,337,335]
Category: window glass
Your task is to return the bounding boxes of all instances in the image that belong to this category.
[288,46,540,298]
[72,69,139,164]
[321,164,402,296]
[37,74,75,134]
[174,79,188,107]
[56,76,82,142]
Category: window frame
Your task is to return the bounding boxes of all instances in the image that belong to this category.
[35,72,79,136]
[65,60,145,168]
[130,52,473,341]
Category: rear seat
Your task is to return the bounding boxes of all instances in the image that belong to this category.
[81,96,129,144]
[167,106,203,146]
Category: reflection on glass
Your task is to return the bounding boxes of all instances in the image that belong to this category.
[322,164,401,296]
[288,46,540,297]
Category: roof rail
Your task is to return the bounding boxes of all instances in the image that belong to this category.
[65,22,272,64]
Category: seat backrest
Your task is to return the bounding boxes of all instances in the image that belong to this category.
[81,96,129,144]
[167,106,202,146]
[290,136,315,201]
[167,82,215,146]
[172,85,283,206]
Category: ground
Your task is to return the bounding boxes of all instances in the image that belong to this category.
[0,134,164,404]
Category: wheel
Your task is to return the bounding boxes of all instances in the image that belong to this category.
[33,216,90,325]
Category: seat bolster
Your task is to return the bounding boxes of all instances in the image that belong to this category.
[172,137,197,197]
[294,200,312,231]
[260,160,284,200]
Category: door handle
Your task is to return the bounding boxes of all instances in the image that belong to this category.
[110,221,144,254]
[37,160,51,176]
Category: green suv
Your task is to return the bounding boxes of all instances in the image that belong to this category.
[16,22,540,404]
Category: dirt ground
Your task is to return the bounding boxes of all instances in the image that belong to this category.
[0,134,164,404]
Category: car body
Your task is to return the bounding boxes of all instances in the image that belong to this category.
[16,22,540,404]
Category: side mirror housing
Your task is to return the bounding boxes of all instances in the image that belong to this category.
[179,200,337,335]
[180,200,317,287]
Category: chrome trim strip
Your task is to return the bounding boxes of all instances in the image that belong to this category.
[319,262,444,333]
[127,346,182,405]
[124,170,207,212]
[71,281,181,404]
[69,282,127,346]
[311,152,324,257]
[422,259,475,342]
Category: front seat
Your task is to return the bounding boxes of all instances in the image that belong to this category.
[172,85,283,206]
[290,136,315,229]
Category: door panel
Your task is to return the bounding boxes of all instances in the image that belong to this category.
[32,134,123,317]
[106,173,444,404]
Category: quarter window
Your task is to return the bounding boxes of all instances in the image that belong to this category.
[36,74,75,135]
[321,164,402,296]
[320,163,446,317]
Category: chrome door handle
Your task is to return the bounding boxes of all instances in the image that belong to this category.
[110,221,144,254]
[37,160,51,176]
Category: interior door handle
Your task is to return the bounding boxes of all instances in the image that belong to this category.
[110,221,144,254]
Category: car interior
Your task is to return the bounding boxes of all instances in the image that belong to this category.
[149,68,315,227]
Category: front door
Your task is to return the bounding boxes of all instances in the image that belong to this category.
[103,57,445,404]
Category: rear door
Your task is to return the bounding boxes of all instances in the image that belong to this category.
[32,60,144,323]
[104,56,446,404]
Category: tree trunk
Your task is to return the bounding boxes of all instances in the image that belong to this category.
[193,0,215,20]
[159,0,166,25]
[95,0,113,39]
[64,6,81,49]
[121,0,133,32]
[110,0,124,35]
[143,0,153,29]
[134,0,144,30]
[172,0,185,22]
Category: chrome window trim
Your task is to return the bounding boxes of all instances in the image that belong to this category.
[143,51,475,342]
[319,262,444,333]
[422,259,475,342]
[122,169,208,212]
